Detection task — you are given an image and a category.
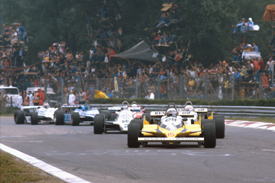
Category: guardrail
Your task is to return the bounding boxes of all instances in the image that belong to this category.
[91,104,275,118]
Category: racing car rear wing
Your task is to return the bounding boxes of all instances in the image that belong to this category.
[108,107,122,112]
[22,106,42,111]
[61,105,90,110]
[178,111,195,118]
[150,111,195,118]
[194,108,208,113]
[108,106,141,112]
[150,111,166,117]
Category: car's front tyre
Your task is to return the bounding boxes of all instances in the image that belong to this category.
[71,112,80,126]
[213,115,225,138]
[94,114,104,134]
[55,110,65,125]
[127,123,140,148]
[14,110,24,124]
[31,112,39,125]
[203,123,216,148]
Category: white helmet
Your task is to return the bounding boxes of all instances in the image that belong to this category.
[185,105,193,111]
[167,108,177,117]
[43,103,50,109]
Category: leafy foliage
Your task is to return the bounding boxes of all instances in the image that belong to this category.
[88,98,275,106]
[1,0,274,65]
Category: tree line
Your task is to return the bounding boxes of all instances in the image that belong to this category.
[1,0,274,66]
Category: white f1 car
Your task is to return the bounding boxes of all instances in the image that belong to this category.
[14,103,58,125]
[54,104,100,126]
[93,101,143,134]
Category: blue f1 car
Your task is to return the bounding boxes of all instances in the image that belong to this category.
[54,104,100,126]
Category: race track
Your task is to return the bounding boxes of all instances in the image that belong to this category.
[1,116,275,183]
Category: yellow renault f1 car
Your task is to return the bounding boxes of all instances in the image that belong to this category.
[127,102,223,148]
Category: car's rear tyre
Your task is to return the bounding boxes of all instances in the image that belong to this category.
[213,115,225,138]
[130,119,143,130]
[14,110,24,124]
[142,113,151,123]
[55,110,65,125]
[203,123,216,148]
[128,123,140,148]
[201,119,215,128]
[110,113,118,121]
[71,112,80,126]
[94,114,104,134]
[31,112,38,125]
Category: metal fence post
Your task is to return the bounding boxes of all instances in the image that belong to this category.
[135,77,139,99]
[232,75,234,100]
[180,74,183,99]
[157,76,160,99]
[204,75,208,100]
[272,64,274,87]
[167,70,170,99]
[96,78,99,90]
[61,78,64,104]
[260,73,263,99]
[139,72,141,98]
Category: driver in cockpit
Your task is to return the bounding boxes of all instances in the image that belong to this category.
[167,108,177,117]
[81,105,87,111]
[122,105,128,111]
[160,108,182,130]
[43,103,50,109]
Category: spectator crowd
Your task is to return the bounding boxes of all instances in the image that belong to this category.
[0,23,28,69]
[1,1,275,104]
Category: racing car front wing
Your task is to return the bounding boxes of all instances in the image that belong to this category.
[138,137,204,142]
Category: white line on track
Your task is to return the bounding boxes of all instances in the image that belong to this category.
[0,143,91,183]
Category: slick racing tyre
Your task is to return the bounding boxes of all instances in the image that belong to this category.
[14,110,24,124]
[55,110,65,125]
[31,112,39,125]
[130,119,143,130]
[127,123,140,148]
[94,114,104,134]
[71,112,80,126]
[203,123,216,148]
[201,119,215,129]
[213,115,225,138]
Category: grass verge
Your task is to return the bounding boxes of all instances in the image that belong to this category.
[0,150,65,183]
[0,107,17,116]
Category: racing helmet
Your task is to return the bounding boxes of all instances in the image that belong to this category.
[43,103,50,109]
[122,105,128,110]
[81,106,87,110]
[167,108,177,117]
[185,105,193,111]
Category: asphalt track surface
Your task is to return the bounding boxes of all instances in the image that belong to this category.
[1,116,275,183]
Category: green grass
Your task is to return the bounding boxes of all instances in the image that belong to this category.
[226,117,275,123]
[0,107,18,116]
[0,150,65,183]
